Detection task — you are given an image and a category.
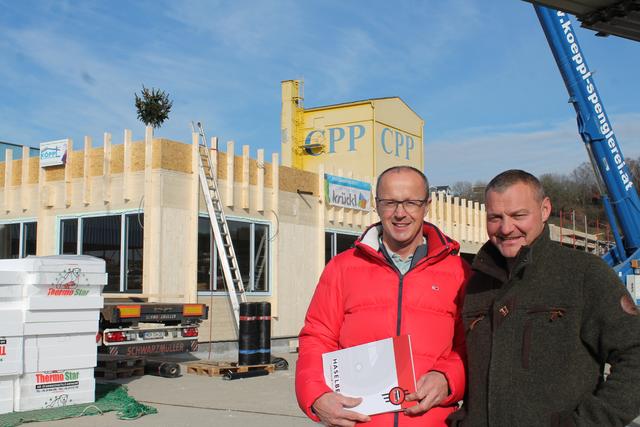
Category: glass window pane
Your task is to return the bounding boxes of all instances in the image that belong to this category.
[125,214,143,292]
[23,222,37,257]
[228,221,251,291]
[214,249,225,291]
[197,218,212,291]
[199,218,271,294]
[336,233,357,256]
[0,223,20,259]
[253,224,269,292]
[325,232,333,264]
[60,219,78,255]
[82,216,121,293]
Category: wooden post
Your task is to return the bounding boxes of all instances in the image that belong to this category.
[256,149,264,213]
[82,136,92,205]
[103,132,112,204]
[21,146,30,211]
[226,141,234,207]
[123,129,132,202]
[270,152,279,318]
[453,196,460,241]
[64,139,73,207]
[445,193,452,236]
[4,149,12,212]
[241,145,250,209]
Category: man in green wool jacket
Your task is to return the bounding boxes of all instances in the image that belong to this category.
[451,169,640,427]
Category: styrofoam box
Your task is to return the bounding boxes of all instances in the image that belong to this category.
[0,309,23,336]
[23,309,99,323]
[0,336,23,376]
[26,295,104,311]
[23,270,107,290]
[0,309,24,376]
[0,271,26,300]
[0,255,106,274]
[14,369,95,412]
[23,320,98,336]
[24,332,97,372]
[0,375,16,414]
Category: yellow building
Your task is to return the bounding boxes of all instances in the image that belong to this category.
[281,80,423,177]
[0,81,488,343]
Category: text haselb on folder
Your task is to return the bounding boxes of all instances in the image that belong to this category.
[322,335,417,415]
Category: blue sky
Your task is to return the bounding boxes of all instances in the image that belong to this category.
[1,0,639,185]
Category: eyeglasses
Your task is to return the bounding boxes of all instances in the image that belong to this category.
[376,199,428,213]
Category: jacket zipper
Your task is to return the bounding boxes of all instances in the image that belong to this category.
[394,271,403,427]
[378,241,451,427]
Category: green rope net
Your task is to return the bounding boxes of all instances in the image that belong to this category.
[0,384,157,427]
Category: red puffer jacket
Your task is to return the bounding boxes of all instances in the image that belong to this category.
[296,222,470,426]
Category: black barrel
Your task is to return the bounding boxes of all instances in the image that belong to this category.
[223,369,269,381]
[145,359,181,378]
[256,302,271,365]
[238,302,260,365]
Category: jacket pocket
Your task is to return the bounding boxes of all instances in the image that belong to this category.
[445,405,466,427]
[522,306,567,369]
[463,309,489,333]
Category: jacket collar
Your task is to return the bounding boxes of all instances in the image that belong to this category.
[472,224,551,283]
[356,221,459,265]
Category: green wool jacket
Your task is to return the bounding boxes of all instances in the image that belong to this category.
[453,228,640,427]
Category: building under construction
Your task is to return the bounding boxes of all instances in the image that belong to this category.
[0,80,593,343]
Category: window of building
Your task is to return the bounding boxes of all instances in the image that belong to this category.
[23,222,37,257]
[59,213,143,293]
[125,215,144,292]
[82,215,121,292]
[325,231,359,264]
[197,217,270,294]
[0,221,37,259]
[60,218,78,254]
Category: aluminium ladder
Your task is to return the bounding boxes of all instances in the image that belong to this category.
[192,122,246,333]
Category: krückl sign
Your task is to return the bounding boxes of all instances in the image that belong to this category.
[324,174,371,211]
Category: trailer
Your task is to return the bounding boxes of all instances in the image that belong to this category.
[98,301,208,357]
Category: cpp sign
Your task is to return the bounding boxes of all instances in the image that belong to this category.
[305,125,365,155]
[303,125,417,160]
[380,127,415,160]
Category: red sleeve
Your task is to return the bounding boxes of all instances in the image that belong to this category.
[432,258,471,406]
[295,259,345,421]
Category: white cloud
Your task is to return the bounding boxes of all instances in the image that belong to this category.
[426,113,640,185]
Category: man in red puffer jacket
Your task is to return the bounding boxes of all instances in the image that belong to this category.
[296,166,470,426]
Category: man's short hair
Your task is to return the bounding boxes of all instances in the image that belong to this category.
[485,169,546,201]
[376,166,430,199]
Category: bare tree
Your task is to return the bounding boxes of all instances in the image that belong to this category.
[450,181,473,199]
[627,156,640,190]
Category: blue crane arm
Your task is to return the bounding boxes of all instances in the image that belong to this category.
[534,5,640,272]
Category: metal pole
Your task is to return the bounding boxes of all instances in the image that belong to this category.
[572,210,576,248]
[584,215,588,252]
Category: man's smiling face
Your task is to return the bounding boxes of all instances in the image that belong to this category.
[485,181,551,259]
[376,169,429,258]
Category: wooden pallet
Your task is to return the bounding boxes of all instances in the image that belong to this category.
[95,354,146,380]
[186,361,275,377]
[97,354,145,369]
[94,366,145,380]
